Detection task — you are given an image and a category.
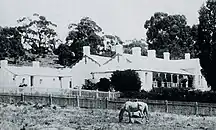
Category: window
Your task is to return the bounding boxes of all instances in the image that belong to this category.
[40,79,43,84]
[59,77,62,88]
[30,76,34,86]
[69,81,72,88]
[145,72,148,84]
[22,78,25,83]
[13,75,16,81]
[19,78,27,87]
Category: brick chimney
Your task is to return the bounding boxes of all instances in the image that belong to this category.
[115,44,123,55]
[0,60,8,68]
[147,50,156,59]
[132,47,141,57]
[163,52,170,60]
[83,46,90,56]
[185,53,190,60]
[32,61,40,68]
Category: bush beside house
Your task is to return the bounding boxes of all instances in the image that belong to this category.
[110,69,141,92]
[82,69,141,92]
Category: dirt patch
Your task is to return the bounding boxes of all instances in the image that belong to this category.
[0,102,216,130]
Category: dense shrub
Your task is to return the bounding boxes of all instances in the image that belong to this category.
[110,69,141,92]
[120,87,216,103]
[97,78,111,91]
[82,79,97,90]
[120,91,149,99]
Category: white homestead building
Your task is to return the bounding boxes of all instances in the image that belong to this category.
[88,45,209,91]
[0,60,73,92]
[0,44,209,92]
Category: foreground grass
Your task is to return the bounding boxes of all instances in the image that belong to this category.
[0,102,216,130]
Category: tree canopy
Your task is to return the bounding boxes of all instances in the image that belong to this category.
[17,13,59,54]
[56,17,105,66]
[197,0,216,91]
[0,27,25,61]
[144,12,198,59]
[123,39,148,56]
[66,17,103,54]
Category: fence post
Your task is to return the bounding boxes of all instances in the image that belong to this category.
[79,87,81,97]
[195,102,198,115]
[165,100,168,113]
[105,97,108,109]
[76,95,80,108]
[21,93,24,102]
[108,91,111,100]
[48,94,52,106]
[112,92,115,99]
[9,96,13,104]
[209,106,212,116]
[96,89,98,99]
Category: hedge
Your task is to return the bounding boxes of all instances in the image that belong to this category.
[120,87,216,103]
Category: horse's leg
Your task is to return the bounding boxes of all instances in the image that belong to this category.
[139,110,145,123]
[140,109,144,118]
[128,112,132,123]
[145,106,149,123]
[119,109,125,122]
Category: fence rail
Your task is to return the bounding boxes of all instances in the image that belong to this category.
[0,93,216,116]
[0,87,121,99]
[1,87,216,116]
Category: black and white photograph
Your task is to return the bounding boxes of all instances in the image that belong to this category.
[0,0,216,129]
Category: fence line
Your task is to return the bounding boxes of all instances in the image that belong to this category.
[1,93,216,116]
[0,87,121,99]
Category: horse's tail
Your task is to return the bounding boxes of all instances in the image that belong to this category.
[119,104,125,122]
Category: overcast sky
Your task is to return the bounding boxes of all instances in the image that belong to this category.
[0,0,206,42]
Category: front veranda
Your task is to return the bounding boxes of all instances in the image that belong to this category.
[152,72,194,89]
[90,70,194,91]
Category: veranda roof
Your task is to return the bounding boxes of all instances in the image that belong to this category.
[91,58,194,75]
[5,66,73,77]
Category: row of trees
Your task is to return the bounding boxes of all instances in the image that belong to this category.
[1,14,128,65]
[1,13,144,65]
[0,12,202,64]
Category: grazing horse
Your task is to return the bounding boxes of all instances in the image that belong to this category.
[119,101,149,123]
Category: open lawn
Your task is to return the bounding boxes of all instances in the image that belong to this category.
[0,102,216,130]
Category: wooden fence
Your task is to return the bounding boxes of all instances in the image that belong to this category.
[1,93,216,116]
[0,87,121,99]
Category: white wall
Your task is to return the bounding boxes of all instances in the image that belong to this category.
[72,57,100,87]
[0,67,30,88]
[138,71,153,92]
[0,68,17,87]
[0,67,73,90]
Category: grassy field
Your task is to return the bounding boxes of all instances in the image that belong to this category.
[0,102,216,130]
